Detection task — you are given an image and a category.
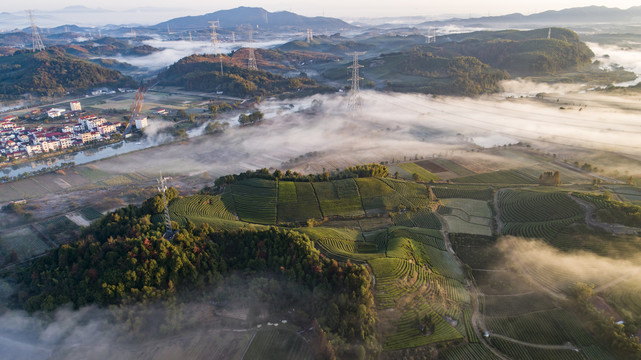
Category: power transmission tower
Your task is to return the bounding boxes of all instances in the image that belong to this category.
[27,10,45,51]
[124,84,145,136]
[209,21,224,75]
[188,31,192,41]
[157,173,174,240]
[347,51,366,112]
[306,28,313,43]
[231,31,235,43]
[548,28,551,40]
[247,30,258,70]
[426,27,437,44]
[98,28,102,38]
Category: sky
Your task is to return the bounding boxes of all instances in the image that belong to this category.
[9,0,641,19]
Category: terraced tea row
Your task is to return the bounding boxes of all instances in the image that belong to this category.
[499,190,583,223]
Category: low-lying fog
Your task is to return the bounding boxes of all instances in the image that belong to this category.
[90,87,641,179]
[98,38,293,72]
[587,42,641,86]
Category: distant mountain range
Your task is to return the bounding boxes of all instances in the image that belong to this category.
[153,6,353,31]
[420,5,641,26]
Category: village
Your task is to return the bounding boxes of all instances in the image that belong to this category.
[0,100,145,163]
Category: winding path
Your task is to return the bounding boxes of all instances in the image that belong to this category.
[436,212,509,360]
[570,194,641,235]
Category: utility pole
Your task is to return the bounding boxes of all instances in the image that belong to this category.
[347,51,366,112]
[209,20,224,75]
[247,30,258,70]
[27,10,45,51]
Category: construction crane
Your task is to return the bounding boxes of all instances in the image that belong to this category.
[124,84,145,136]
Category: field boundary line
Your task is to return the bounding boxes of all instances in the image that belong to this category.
[309,182,325,218]
[352,178,368,215]
[240,330,258,360]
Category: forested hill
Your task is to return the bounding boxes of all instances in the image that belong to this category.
[0,47,136,98]
[157,54,335,98]
[423,27,594,76]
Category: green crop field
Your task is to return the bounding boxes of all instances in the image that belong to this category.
[484,293,558,317]
[380,178,433,208]
[450,234,502,270]
[439,198,492,236]
[442,199,492,218]
[277,182,322,222]
[297,227,381,261]
[499,190,583,223]
[230,179,278,224]
[243,328,313,360]
[452,169,538,184]
[170,194,237,223]
[431,186,494,201]
[397,162,441,182]
[441,343,499,360]
[356,178,406,213]
[392,208,442,229]
[312,179,364,217]
[490,337,584,360]
[486,309,589,345]
[497,189,584,239]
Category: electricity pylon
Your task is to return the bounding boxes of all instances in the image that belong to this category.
[27,10,45,51]
[347,51,366,112]
[209,20,224,74]
[157,173,174,240]
[247,30,258,70]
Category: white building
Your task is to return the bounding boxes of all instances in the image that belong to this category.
[70,101,82,111]
[134,116,148,129]
[59,136,72,149]
[47,108,66,118]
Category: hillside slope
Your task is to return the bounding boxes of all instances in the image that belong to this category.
[0,48,136,98]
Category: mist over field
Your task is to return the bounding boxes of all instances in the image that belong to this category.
[99,38,292,71]
[495,236,641,295]
[92,89,641,178]
[0,276,300,360]
[588,42,641,86]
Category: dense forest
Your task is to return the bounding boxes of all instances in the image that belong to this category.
[15,191,376,355]
[0,47,136,98]
[157,54,335,98]
[378,51,509,96]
